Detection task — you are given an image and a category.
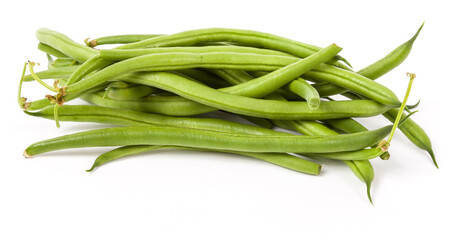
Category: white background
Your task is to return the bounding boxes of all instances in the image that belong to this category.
[1,0,475,239]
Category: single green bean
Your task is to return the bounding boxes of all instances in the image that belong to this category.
[99,45,291,60]
[86,145,321,175]
[104,82,157,101]
[24,125,393,157]
[36,28,97,62]
[22,65,78,82]
[26,105,289,136]
[38,43,68,58]
[87,34,165,47]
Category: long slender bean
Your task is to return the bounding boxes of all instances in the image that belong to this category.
[65,52,399,106]
[36,28,97,62]
[86,145,321,175]
[87,34,164,47]
[24,125,393,157]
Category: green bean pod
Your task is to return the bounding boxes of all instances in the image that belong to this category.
[36,28,97,62]
[38,43,68,58]
[87,145,321,175]
[22,66,78,82]
[67,52,399,106]
[99,45,291,60]
[25,105,290,136]
[104,82,157,101]
[82,72,392,119]
[116,27,350,66]
[24,125,392,157]
[87,34,164,47]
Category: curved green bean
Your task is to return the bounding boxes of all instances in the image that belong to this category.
[36,28,97,62]
[67,52,399,106]
[117,28,350,66]
[87,34,164,47]
[86,145,321,175]
[24,125,392,157]
[99,45,291,60]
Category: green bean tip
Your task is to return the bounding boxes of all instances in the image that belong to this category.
[85,164,97,172]
[23,150,32,158]
[379,151,390,160]
[428,149,438,169]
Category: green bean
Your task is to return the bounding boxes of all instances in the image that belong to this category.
[26,105,289,136]
[36,28,97,62]
[38,43,68,58]
[50,57,77,68]
[67,52,399,106]
[66,54,113,85]
[22,65,78,82]
[115,72,393,119]
[358,23,424,80]
[174,69,230,88]
[248,71,320,109]
[86,34,164,47]
[311,24,424,97]
[99,45,291,60]
[116,27,350,67]
[86,145,321,175]
[24,125,393,157]
[104,82,157,101]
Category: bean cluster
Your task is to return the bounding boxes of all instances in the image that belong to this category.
[18,25,434,203]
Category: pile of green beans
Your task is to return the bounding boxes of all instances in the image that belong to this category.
[18,24,435,203]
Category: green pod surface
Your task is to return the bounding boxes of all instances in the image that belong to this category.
[87,145,321,175]
[24,125,392,156]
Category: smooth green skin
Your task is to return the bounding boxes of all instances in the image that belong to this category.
[358,23,424,80]
[22,66,78,82]
[66,52,399,106]
[88,34,164,47]
[343,89,436,167]
[27,105,318,174]
[116,27,349,65]
[24,125,392,156]
[105,82,157,101]
[280,78,320,109]
[50,58,77,68]
[174,69,230,88]
[38,43,68,58]
[69,48,340,95]
[36,28,97,63]
[25,105,290,136]
[248,71,320,109]
[66,55,113,85]
[86,145,321,175]
[383,109,436,167]
[311,23,424,96]
[108,72,392,119]
[99,45,291,60]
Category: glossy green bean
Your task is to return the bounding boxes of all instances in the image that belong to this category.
[86,145,321,175]
[67,52,399,106]
[99,45,291,60]
[104,82,157,100]
[36,28,97,62]
[22,65,78,82]
[116,27,350,66]
[24,125,393,157]
[310,24,424,97]
[25,105,289,136]
[38,43,68,58]
[87,34,164,47]
[115,72,392,119]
